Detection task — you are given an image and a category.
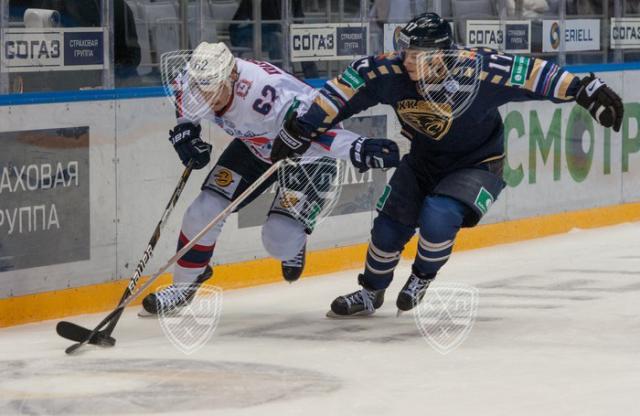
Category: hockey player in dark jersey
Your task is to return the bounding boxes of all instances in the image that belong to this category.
[271,13,624,317]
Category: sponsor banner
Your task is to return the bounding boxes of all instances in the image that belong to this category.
[383,22,455,52]
[290,23,367,62]
[610,18,640,49]
[238,115,388,228]
[0,127,90,272]
[542,19,600,52]
[504,21,531,53]
[466,20,531,53]
[1,28,106,72]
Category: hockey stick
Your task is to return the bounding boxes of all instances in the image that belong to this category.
[62,160,284,355]
[56,161,194,346]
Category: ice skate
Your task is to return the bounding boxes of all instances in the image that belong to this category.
[326,275,385,318]
[396,272,433,316]
[139,265,213,317]
[281,244,306,283]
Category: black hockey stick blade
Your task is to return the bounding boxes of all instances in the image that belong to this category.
[64,306,125,354]
[56,321,116,347]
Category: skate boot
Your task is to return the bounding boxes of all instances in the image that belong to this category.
[327,274,385,318]
[281,244,306,283]
[396,270,434,315]
[141,264,213,315]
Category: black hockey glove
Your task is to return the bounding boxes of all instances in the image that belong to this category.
[270,112,312,162]
[349,137,400,173]
[169,122,212,169]
[576,73,623,132]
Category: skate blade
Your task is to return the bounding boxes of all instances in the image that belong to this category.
[325,309,376,319]
[138,307,186,318]
[137,309,157,318]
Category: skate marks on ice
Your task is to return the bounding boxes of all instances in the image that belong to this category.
[216,264,640,346]
[218,312,500,344]
[478,269,640,294]
[0,359,339,415]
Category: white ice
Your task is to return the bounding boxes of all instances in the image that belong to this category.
[1,222,640,416]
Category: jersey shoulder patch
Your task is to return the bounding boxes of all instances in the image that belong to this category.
[371,52,405,76]
[477,50,525,87]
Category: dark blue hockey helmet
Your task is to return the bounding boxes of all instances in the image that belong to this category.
[397,13,453,50]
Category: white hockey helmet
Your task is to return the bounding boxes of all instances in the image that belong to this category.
[188,42,236,93]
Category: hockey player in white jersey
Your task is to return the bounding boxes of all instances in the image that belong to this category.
[142,42,400,314]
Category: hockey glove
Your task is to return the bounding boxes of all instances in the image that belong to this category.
[169,122,212,169]
[270,112,312,162]
[576,73,623,132]
[349,137,400,173]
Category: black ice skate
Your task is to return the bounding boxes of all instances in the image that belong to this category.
[140,265,213,316]
[281,244,306,283]
[327,274,385,318]
[396,271,434,316]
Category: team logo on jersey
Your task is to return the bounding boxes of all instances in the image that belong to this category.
[214,168,234,187]
[396,99,453,140]
[280,191,301,209]
[205,166,242,199]
[235,79,252,98]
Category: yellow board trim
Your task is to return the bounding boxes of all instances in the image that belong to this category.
[2,202,640,328]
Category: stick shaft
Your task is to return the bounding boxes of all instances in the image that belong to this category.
[65,160,282,353]
[119,160,282,309]
[102,163,194,335]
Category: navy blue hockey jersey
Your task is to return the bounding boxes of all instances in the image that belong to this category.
[297,47,581,175]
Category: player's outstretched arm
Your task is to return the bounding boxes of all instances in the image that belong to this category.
[271,56,390,162]
[481,51,623,131]
[270,113,400,172]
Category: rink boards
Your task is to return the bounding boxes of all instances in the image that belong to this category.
[1,69,640,327]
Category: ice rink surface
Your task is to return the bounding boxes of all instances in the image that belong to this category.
[1,222,640,416]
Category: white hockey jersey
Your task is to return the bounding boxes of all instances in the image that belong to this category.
[174,58,356,163]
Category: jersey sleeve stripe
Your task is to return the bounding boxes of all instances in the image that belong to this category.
[313,94,340,121]
[556,72,578,100]
[377,65,389,75]
[553,72,569,98]
[328,79,355,101]
[524,58,545,92]
[540,64,559,96]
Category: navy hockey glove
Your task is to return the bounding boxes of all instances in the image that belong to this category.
[271,112,312,162]
[576,73,623,132]
[169,122,212,169]
[349,137,400,173]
